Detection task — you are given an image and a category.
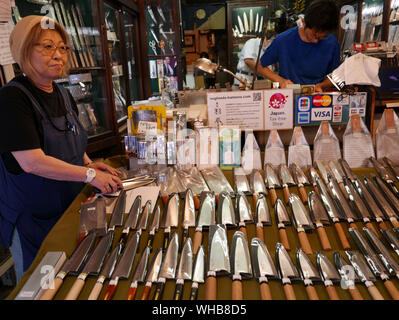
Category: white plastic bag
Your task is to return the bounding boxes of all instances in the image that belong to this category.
[241,132,262,175]
[288,126,312,169]
[313,121,341,162]
[376,108,399,162]
[264,129,286,167]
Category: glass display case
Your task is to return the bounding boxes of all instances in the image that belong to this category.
[360,0,384,42]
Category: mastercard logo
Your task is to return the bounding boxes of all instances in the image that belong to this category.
[313,95,332,107]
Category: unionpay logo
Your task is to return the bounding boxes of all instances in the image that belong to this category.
[298,97,311,112]
[313,95,332,107]
[269,93,288,109]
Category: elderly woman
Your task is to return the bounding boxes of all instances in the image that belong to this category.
[0,16,123,281]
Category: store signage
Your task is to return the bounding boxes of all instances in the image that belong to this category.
[264,89,294,130]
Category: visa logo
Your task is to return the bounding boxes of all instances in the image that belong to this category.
[311,108,332,121]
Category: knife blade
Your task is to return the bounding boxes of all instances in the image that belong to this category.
[316,252,341,300]
[369,157,399,197]
[102,232,140,300]
[251,238,278,300]
[234,167,251,195]
[254,193,271,242]
[160,192,180,252]
[308,191,332,251]
[381,228,399,258]
[237,15,245,34]
[255,13,259,35]
[250,169,268,195]
[288,193,314,255]
[235,192,253,238]
[309,166,323,198]
[328,160,349,197]
[230,231,252,300]
[153,232,179,300]
[249,9,253,32]
[345,250,384,300]
[275,242,300,300]
[174,237,193,300]
[274,198,291,251]
[193,191,216,255]
[108,190,127,230]
[243,12,249,33]
[265,163,281,206]
[383,156,399,181]
[119,195,141,247]
[126,246,151,300]
[205,224,230,300]
[181,189,196,248]
[136,199,151,234]
[190,245,205,300]
[279,164,295,204]
[217,191,236,227]
[40,231,97,300]
[258,16,264,34]
[140,248,163,300]
[315,160,332,185]
[372,174,399,226]
[334,252,364,300]
[296,248,321,300]
[339,159,356,183]
[290,163,310,204]
[146,205,160,249]
[64,231,114,300]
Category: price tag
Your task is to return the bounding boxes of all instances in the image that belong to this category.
[137,121,157,135]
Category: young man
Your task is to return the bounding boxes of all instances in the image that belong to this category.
[258,0,341,92]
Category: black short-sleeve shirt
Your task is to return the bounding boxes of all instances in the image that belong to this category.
[0,75,79,174]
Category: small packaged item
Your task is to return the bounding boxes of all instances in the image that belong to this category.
[219,126,241,170]
[155,166,186,204]
[375,108,399,162]
[288,126,312,169]
[313,121,341,162]
[264,129,286,167]
[241,132,262,175]
[176,166,210,197]
[343,114,375,167]
[78,198,107,241]
[176,132,196,170]
[196,127,219,170]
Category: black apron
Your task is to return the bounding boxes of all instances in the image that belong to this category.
[0,80,87,270]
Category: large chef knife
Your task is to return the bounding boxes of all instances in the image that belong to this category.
[153,232,179,300]
[108,190,127,230]
[193,191,216,254]
[334,252,364,300]
[309,167,322,197]
[254,193,271,242]
[233,167,251,195]
[279,164,296,204]
[288,193,315,255]
[190,245,205,300]
[265,163,281,206]
[251,238,279,300]
[40,231,97,300]
[349,228,399,300]
[140,248,163,300]
[372,174,399,226]
[339,159,356,183]
[102,232,140,300]
[217,191,236,228]
[329,160,350,198]
[290,163,311,204]
[181,189,196,248]
[275,242,300,300]
[296,248,321,300]
[383,156,399,181]
[316,252,341,300]
[369,157,399,198]
[250,170,268,205]
[345,250,384,300]
[205,224,230,300]
[275,198,292,250]
[126,246,151,300]
[230,231,252,300]
[381,228,399,258]
[315,160,332,186]
[146,205,160,249]
[235,192,253,238]
[308,191,332,251]
[160,192,180,252]
[118,195,141,247]
[136,200,151,235]
[64,231,114,300]
[174,238,193,300]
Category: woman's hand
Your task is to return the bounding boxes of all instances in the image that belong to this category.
[90,169,123,194]
[88,162,121,177]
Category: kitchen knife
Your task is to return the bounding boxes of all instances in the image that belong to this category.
[237,15,245,34]
[174,237,193,300]
[308,191,332,251]
[316,252,341,300]
[64,231,114,300]
[140,248,163,300]
[279,164,296,204]
[381,228,399,258]
[345,250,384,300]
[290,163,310,204]
[160,192,180,252]
[217,191,236,228]
[102,232,140,300]
[334,252,364,300]
[243,12,249,33]
[309,167,322,197]
[205,224,230,300]
[136,200,151,235]
[363,175,399,228]
[250,169,268,208]
[255,13,259,35]
[193,191,216,255]
[126,246,151,300]
[288,193,314,255]
[383,156,399,181]
[369,157,399,198]
[234,167,251,196]
[315,160,332,186]
[108,190,127,230]
[249,9,253,32]
[235,192,253,238]
[181,189,196,248]
[153,232,179,300]
[274,198,292,250]
[296,248,321,300]
[251,238,279,300]
[265,163,281,206]
[40,231,97,300]
[258,16,263,34]
[190,245,205,300]
[254,193,271,242]
[349,228,399,300]
[230,231,252,300]
[275,242,300,300]
[372,174,399,227]
[146,205,160,248]
[118,195,141,247]
[339,159,356,183]
[329,160,350,198]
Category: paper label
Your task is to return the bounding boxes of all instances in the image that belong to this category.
[264,89,294,130]
[137,121,158,135]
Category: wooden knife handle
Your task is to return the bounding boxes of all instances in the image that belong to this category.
[297,229,313,255]
[326,285,340,300]
[205,276,217,300]
[194,196,200,210]
[40,277,63,300]
[305,285,320,300]
[334,222,351,249]
[278,228,291,251]
[232,280,243,300]
[162,231,170,253]
[283,187,290,204]
[349,222,358,229]
[140,285,152,300]
[348,285,364,300]
[270,189,277,206]
[384,280,399,300]
[256,226,265,242]
[339,182,349,199]
[391,219,399,228]
[126,287,137,300]
[190,283,199,300]
[239,226,248,239]
[314,186,321,198]
[259,282,272,300]
[193,231,203,255]
[283,284,297,300]
[162,196,169,206]
[253,194,259,209]
[378,221,389,230]
[367,284,385,300]
[87,281,103,300]
[316,225,332,251]
[298,186,308,204]
[153,282,165,301]
[364,222,379,237]
[64,278,85,300]
[102,284,117,300]
[174,283,184,300]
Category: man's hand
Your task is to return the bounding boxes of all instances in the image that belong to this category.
[280,78,294,88]
[314,83,324,92]
[88,162,121,177]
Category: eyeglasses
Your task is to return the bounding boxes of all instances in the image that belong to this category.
[34,42,70,55]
